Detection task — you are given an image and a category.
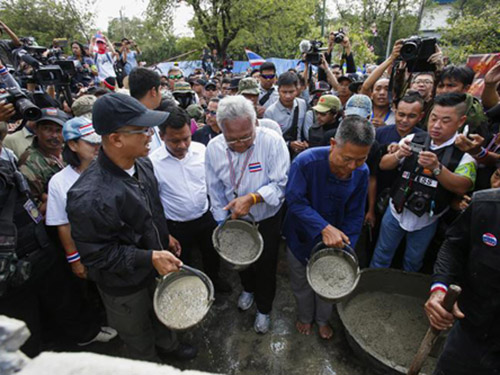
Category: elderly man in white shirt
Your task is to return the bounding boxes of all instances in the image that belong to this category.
[149,106,231,293]
[205,95,290,334]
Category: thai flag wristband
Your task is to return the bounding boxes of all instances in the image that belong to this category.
[66,251,81,264]
[430,282,448,294]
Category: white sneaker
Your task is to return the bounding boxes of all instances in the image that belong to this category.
[237,291,254,311]
[78,326,118,346]
[254,312,271,334]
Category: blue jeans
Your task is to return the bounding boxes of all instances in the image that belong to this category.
[370,208,438,272]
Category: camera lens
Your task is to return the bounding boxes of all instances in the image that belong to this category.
[16,98,42,121]
[401,41,419,61]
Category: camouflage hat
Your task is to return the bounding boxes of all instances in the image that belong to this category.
[173,81,194,94]
[71,95,97,120]
[312,95,341,113]
[238,78,260,96]
[186,104,205,122]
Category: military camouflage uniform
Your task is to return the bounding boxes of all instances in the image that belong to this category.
[18,137,65,206]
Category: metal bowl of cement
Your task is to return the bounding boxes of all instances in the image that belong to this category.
[337,269,437,375]
[154,265,215,331]
[212,214,264,271]
[306,243,360,303]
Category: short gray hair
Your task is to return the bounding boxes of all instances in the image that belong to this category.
[335,116,375,147]
[216,95,256,130]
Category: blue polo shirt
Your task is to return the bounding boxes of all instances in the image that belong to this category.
[283,147,369,265]
[375,124,423,146]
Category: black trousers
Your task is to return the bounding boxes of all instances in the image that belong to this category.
[166,210,221,280]
[0,256,101,357]
[239,210,282,314]
[434,321,500,375]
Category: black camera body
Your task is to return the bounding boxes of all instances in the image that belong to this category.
[300,40,327,66]
[400,36,437,73]
[333,29,345,44]
[0,87,41,121]
[406,190,432,217]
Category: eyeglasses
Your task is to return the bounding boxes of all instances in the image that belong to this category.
[160,82,168,87]
[413,79,433,85]
[116,128,154,135]
[225,134,253,145]
[205,110,217,116]
[261,74,276,80]
[205,87,217,91]
[168,74,183,80]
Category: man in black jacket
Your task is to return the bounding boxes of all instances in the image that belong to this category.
[424,188,500,374]
[66,93,197,362]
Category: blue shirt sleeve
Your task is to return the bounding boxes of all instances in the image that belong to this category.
[285,158,329,239]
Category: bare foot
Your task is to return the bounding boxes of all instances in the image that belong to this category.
[295,321,312,335]
[318,324,333,340]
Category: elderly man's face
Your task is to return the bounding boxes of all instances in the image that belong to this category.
[223,117,255,153]
[329,138,370,179]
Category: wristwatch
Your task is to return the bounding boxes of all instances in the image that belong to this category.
[432,163,442,176]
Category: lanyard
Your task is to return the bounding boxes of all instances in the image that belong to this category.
[226,147,254,197]
[371,109,391,122]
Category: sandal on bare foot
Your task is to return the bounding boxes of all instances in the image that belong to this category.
[295,321,312,335]
[318,323,333,340]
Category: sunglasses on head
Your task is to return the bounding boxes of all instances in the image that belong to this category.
[261,74,275,80]
[169,74,183,80]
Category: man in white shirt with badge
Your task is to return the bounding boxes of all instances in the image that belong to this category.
[149,106,231,293]
[205,95,290,334]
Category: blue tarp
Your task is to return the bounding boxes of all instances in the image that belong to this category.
[153,58,304,77]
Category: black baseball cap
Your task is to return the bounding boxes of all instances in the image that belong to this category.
[204,80,217,89]
[35,107,70,126]
[92,93,169,135]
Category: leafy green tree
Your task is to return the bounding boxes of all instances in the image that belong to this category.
[0,0,94,47]
[440,3,500,63]
[149,0,318,60]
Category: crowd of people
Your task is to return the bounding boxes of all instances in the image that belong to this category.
[0,20,499,374]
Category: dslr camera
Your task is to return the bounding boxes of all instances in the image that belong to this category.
[299,40,327,66]
[332,28,345,44]
[405,190,432,217]
[0,88,41,121]
[400,36,437,73]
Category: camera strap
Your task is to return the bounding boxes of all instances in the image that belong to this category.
[283,104,300,143]
[259,88,274,106]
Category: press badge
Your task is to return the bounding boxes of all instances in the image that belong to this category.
[24,199,43,224]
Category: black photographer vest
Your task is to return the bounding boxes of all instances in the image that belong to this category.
[390,132,464,216]
[308,113,339,148]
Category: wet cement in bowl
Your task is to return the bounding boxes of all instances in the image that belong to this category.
[342,291,437,374]
[218,228,259,263]
[309,255,356,299]
[157,276,209,330]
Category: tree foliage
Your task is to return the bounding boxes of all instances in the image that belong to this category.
[440,2,500,63]
[150,0,319,60]
[0,0,94,47]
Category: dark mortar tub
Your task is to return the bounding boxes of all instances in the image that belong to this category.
[337,269,439,375]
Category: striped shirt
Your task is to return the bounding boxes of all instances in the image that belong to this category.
[205,127,290,222]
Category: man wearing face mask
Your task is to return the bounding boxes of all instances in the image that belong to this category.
[18,108,69,213]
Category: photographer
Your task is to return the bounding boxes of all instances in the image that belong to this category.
[318,29,356,83]
[90,35,118,84]
[67,41,95,92]
[370,93,477,272]
[119,38,141,76]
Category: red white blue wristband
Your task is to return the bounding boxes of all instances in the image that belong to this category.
[66,251,81,264]
[430,282,448,294]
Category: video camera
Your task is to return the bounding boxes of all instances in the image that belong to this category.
[299,40,328,66]
[400,36,437,73]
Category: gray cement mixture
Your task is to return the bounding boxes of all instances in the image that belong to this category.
[157,276,209,330]
[309,255,356,299]
[217,228,259,263]
[343,291,437,374]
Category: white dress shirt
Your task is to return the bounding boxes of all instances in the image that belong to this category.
[150,141,209,222]
[205,127,290,222]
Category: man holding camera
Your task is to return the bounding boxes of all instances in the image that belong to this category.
[119,38,141,76]
[370,93,477,272]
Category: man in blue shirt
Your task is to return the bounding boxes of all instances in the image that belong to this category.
[283,115,375,339]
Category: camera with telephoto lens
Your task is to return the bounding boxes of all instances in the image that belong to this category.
[400,36,437,73]
[332,29,345,44]
[405,190,431,217]
[299,40,327,66]
[0,87,41,121]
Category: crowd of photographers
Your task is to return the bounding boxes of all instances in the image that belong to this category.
[0,19,499,373]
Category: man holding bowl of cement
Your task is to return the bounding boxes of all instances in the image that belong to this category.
[283,115,374,339]
[205,95,289,334]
